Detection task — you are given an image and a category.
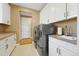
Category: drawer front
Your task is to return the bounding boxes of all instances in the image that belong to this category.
[59,47,77,56]
[57,39,78,54]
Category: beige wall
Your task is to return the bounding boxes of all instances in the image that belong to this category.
[54,17,77,35]
[5,4,40,43]
[0,25,4,32]
[0,25,9,32]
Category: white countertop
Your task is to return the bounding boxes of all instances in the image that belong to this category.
[0,33,15,40]
[49,35,77,45]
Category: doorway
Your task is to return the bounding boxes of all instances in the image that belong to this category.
[20,16,32,45]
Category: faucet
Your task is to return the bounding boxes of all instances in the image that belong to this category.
[68,26,71,36]
[65,25,71,36]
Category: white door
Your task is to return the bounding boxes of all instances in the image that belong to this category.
[20,17,32,39]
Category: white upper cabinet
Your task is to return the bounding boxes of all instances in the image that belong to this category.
[67,3,78,18]
[40,3,66,24]
[40,3,56,24]
[0,4,3,22]
[55,3,66,22]
[47,4,56,23]
[40,4,48,24]
[0,3,11,25]
[40,3,78,24]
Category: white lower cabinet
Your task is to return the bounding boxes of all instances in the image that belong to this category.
[0,44,6,56]
[58,47,75,56]
[49,36,78,56]
[7,35,16,55]
[49,41,58,56]
[0,39,6,56]
[0,34,16,56]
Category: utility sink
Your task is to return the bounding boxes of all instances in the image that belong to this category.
[59,35,77,40]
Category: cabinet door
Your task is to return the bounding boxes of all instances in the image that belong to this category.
[0,45,6,56]
[6,3,11,25]
[0,3,3,23]
[49,42,59,56]
[47,3,56,23]
[7,35,16,55]
[55,3,66,22]
[67,3,78,18]
[49,37,59,56]
[40,3,56,24]
[59,47,75,56]
[0,39,6,56]
[3,3,11,25]
[7,37,12,55]
[40,4,48,24]
[10,35,16,47]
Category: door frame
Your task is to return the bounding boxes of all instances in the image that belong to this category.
[19,11,32,39]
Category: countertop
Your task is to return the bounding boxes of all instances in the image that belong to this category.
[49,35,77,45]
[0,33,15,40]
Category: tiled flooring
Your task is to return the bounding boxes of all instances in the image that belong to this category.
[10,44,39,56]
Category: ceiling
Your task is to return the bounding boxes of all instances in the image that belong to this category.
[12,3,46,11]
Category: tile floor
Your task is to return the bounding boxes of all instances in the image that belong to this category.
[10,44,39,56]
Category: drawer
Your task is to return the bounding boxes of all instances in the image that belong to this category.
[0,39,6,46]
[57,39,78,54]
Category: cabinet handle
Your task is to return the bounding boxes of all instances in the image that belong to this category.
[6,44,8,49]
[5,39,8,41]
[57,48,59,53]
[48,19,49,22]
[67,11,68,17]
[64,12,66,17]
[59,49,61,55]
